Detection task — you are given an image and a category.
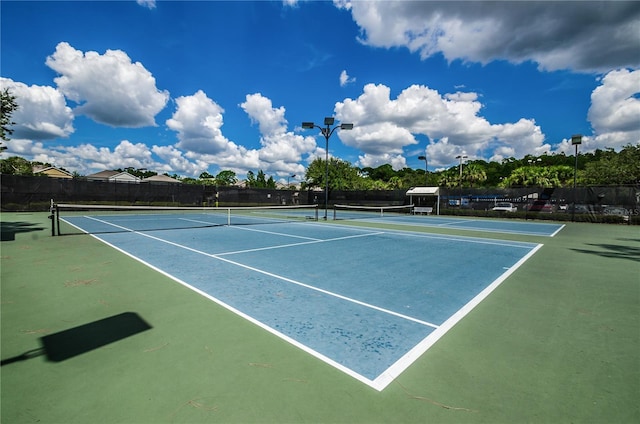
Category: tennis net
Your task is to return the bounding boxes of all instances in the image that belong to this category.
[53,203,318,236]
[332,204,414,220]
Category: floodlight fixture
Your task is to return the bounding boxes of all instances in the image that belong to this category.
[302,122,315,129]
[324,117,335,126]
[571,134,583,145]
[340,123,353,130]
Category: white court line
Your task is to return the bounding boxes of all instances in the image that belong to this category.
[438,219,474,227]
[83,216,436,328]
[376,219,558,237]
[178,217,227,226]
[364,225,537,249]
[216,231,387,256]
[229,225,322,241]
[77,223,386,390]
[77,214,542,391]
[359,215,564,237]
[371,243,544,390]
[549,224,566,237]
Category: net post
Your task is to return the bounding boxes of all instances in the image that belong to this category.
[56,203,61,236]
[49,199,56,236]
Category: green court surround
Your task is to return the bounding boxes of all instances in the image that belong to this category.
[1,212,638,423]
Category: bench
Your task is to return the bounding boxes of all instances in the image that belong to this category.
[413,206,433,215]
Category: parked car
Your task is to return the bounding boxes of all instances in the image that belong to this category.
[527,201,554,213]
[492,202,517,212]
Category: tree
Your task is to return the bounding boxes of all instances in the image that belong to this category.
[363,164,395,182]
[0,156,32,175]
[305,157,360,190]
[181,177,198,184]
[438,168,459,188]
[1,88,18,150]
[246,170,256,187]
[463,163,487,187]
[499,165,574,188]
[256,170,267,188]
[581,144,640,185]
[215,170,237,186]
[117,167,156,179]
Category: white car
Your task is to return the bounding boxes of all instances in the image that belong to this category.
[492,202,517,212]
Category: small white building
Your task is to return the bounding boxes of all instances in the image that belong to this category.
[406,186,440,215]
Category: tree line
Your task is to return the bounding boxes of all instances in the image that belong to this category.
[2,87,638,189]
[301,145,639,190]
[2,144,637,190]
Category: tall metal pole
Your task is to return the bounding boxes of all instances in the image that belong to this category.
[459,157,463,207]
[418,152,427,186]
[571,134,582,222]
[323,126,330,220]
[456,154,467,207]
[425,159,428,186]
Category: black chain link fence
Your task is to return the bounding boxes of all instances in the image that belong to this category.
[2,174,638,224]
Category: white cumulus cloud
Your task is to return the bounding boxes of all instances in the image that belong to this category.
[335,83,548,169]
[164,91,314,178]
[552,68,640,156]
[588,69,640,147]
[0,77,74,140]
[335,1,640,73]
[166,90,234,154]
[240,93,316,176]
[45,42,169,127]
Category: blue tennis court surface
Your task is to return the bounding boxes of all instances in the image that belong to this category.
[334,211,565,236]
[62,215,542,390]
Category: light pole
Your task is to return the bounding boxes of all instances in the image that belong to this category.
[418,152,428,186]
[302,117,353,220]
[288,174,296,190]
[456,154,467,207]
[571,134,582,222]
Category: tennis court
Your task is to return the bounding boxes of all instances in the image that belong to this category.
[57,206,541,390]
[2,211,638,423]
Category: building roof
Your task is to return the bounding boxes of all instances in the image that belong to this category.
[86,170,140,183]
[406,186,440,196]
[141,174,181,184]
[86,170,119,180]
[108,172,140,183]
[32,166,73,179]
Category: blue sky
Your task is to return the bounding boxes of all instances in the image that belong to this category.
[1,1,638,182]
